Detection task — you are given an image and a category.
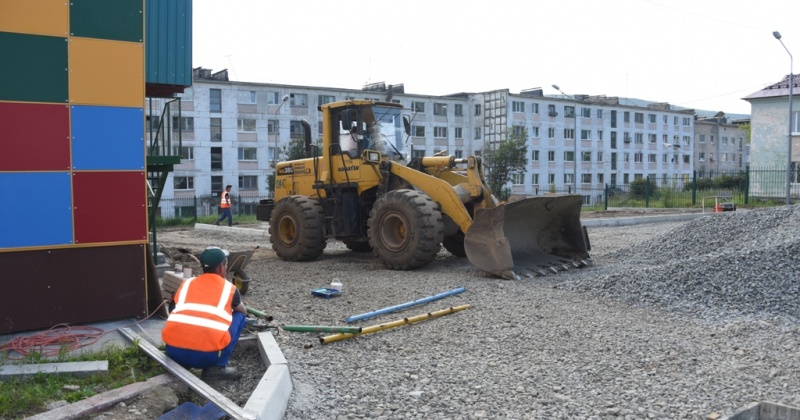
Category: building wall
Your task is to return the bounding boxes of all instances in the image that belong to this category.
[693,119,749,174]
[0,0,148,333]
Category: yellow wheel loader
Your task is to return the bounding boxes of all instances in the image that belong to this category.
[256,100,590,279]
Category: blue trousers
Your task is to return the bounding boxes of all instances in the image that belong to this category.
[165,311,246,369]
[215,208,232,226]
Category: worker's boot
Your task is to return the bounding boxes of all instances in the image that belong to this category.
[201,366,240,381]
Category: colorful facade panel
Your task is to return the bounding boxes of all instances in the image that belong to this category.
[69,0,143,42]
[71,106,145,170]
[0,172,73,248]
[69,37,144,107]
[0,32,69,103]
[0,102,70,171]
[72,171,147,244]
[0,0,69,37]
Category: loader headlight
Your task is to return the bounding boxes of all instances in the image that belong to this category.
[366,151,381,163]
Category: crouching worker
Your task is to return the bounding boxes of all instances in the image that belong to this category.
[162,246,247,381]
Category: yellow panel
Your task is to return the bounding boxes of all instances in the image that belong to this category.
[0,0,69,37]
[69,38,143,107]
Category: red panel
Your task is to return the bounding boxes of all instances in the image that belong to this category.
[0,102,70,171]
[73,171,147,244]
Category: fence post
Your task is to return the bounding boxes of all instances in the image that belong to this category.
[744,166,750,204]
[193,195,198,223]
[645,176,650,208]
[604,183,608,210]
[692,170,697,206]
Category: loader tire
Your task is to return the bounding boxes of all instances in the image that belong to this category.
[269,196,326,261]
[368,190,443,270]
[443,231,467,257]
[343,240,372,253]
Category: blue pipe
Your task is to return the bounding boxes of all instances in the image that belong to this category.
[345,287,466,323]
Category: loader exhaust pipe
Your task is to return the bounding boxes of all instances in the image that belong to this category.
[464,195,590,279]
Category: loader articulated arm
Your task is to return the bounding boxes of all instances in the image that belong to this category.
[379,160,475,233]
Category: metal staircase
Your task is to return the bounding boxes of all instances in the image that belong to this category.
[146,98,182,257]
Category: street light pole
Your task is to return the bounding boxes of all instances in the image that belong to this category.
[270,94,289,198]
[552,84,578,196]
[774,31,794,205]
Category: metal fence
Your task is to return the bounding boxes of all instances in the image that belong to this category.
[153,167,797,222]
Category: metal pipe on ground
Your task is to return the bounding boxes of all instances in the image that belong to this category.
[320,305,472,345]
[282,325,362,334]
[345,287,466,323]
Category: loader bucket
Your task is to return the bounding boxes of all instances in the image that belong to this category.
[464,195,590,279]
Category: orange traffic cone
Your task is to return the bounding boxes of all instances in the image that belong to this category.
[713,203,722,213]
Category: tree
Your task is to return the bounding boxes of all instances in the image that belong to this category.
[280,137,322,161]
[482,129,529,197]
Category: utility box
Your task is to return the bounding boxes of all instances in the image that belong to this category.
[724,402,800,420]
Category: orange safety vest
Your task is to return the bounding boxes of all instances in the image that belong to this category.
[162,273,236,352]
[220,190,231,208]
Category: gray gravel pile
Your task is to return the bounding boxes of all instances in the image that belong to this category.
[561,206,800,324]
[156,207,800,419]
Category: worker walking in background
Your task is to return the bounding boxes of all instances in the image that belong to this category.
[214,185,233,226]
[162,247,247,381]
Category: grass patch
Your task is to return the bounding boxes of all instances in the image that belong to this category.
[154,214,262,228]
[0,344,164,419]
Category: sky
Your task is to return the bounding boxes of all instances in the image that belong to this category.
[193,0,800,116]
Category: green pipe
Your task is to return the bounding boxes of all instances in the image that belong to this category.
[246,307,273,322]
[282,325,362,334]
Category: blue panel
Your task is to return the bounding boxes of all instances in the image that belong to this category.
[0,173,73,248]
[71,106,145,170]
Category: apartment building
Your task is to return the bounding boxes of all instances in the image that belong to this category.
[148,68,715,215]
[693,115,750,174]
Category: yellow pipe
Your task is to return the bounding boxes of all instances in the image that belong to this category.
[319,305,471,344]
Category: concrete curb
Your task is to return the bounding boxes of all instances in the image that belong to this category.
[582,212,710,228]
[243,333,293,420]
[194,223,268,237]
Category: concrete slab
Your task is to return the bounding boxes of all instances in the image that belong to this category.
[724,401,800,420]
[0,361,108,380]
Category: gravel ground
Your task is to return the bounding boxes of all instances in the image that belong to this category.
[153,206,800,419]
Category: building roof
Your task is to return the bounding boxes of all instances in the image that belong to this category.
[743,73,800,101]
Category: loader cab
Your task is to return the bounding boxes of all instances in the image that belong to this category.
[333,104,410,163]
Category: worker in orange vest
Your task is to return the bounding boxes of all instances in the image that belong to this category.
[214,185,233,226]
[162,247,247,381]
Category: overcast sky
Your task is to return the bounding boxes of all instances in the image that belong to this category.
[193,0,799,115]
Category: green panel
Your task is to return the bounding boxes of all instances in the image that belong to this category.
[0,32,68,103]
[70,0,143,42]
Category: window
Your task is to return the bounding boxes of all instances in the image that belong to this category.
[597,109,603,119]
[146,115,161,131]
[598,130,603,140]
[709,153,715,162]
[635,133,643,144]
[266,92,280,104]
[683,136,690,146]
[512,126,525,136]
[597,151,603,162]
[455,127,463,139]
[290,121,304,137]
[564,173,574,184]
[210,117,221,141]
[413,125,425,137]
[238,147,257,161]
[290,93,307,107]
[210,88,221,112]
[237,118,256,132]
[531,173,539,185]
[624,111,630,123]
[434,127,448,138]
[531,103,539,114]
[722,153,728,162]
[634,113,644,124]
[512,101,525,113]
[564,128,575,140]
[318,95,336,106]
[722,136,728,145]
[683,154,690,164]
[413,101,426,113]
[412,149,426,158]
[624,152,630,163]
[530,127,539,137]
[211,147,223,170]
[454,104,463,116]
[512,173,524,184]
[564,106,575,118]
[564,151,575,162]
[623,132,631,143]
[710,135,715,144]
[237,90,255,104]
[648,134,657,143]
[581,173,592,184]
[581,129,591,140]
[548,104,557,116]
[548,173,556,184]
[171,146,194,160]
[531,150,540,161]
[174,176,194,190]
[683,117,691,126]
[674,116,679,126]
[597,173,604,184]
[434,102,447,115]
[211,176,223,195]
[793,110,800,133]
[649,114,656,123]
[238,175,258,190]
[474,127,481,139]
[699,134,705,143]
[610,110,617,128]
[548,127,556,139]
[634,152,643,163]
[648,154,657,163]
[474,104,481,116]
[172,116,194,132]
[267,119,278,134]
[663,115,668,124]
[581,107,591,118]
[663,154,669,163]
[548,151,556,162]
[582,151,591,162]
[663,134,669,143]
